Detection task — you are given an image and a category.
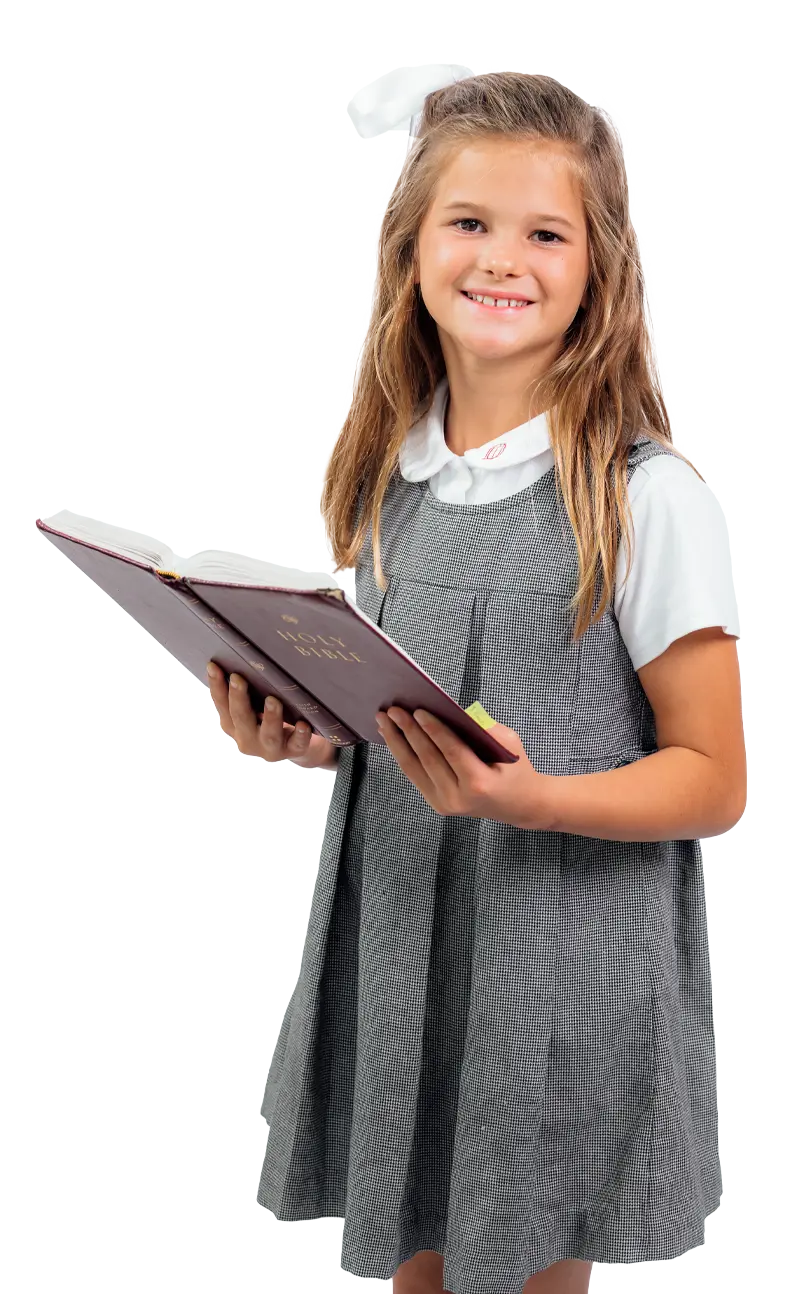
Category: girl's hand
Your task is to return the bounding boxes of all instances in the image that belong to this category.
[207,662,337,770]
[376,707,553,830]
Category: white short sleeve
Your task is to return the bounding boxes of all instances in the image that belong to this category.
[614,453,741,672]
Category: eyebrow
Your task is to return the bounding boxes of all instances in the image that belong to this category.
[441,201,576,230]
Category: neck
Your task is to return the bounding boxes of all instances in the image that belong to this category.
[439,353,554,456]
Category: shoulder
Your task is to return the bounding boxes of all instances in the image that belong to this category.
[614,444,740,671]
[628,447,703,502]
[626,444,728,531]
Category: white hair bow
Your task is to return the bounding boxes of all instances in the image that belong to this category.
[347,64,474,155]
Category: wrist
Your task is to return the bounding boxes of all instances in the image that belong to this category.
[527,771,560,831]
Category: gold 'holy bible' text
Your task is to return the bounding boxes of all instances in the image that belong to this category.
[276,629,366,663]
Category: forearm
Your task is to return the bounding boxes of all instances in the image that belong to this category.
[537,746,743,842]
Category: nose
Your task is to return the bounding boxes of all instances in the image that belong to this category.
[476,244,525,281]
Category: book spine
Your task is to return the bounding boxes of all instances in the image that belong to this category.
[159,572,359,748]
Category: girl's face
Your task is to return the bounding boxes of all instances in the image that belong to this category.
[415,140,590,367]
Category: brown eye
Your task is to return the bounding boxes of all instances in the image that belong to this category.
[450,218,563,244]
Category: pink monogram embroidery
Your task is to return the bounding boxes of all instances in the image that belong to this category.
[482,443,506,460]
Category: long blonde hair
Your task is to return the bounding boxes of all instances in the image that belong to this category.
[320,71,702,639]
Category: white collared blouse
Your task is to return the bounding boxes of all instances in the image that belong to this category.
[398,376,740,672]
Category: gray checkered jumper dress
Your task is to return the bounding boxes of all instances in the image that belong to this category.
[256,435,722,1294]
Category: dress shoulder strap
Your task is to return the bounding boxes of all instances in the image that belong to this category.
[626,434,687,477]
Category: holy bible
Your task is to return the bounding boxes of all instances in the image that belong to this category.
[36,509,518,765]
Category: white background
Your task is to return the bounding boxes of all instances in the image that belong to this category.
[0,15,796,1294]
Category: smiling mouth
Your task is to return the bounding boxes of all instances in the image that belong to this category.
[459,290,536,310]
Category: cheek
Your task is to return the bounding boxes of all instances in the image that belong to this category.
[542,255,587,298]
[419,231,466,277]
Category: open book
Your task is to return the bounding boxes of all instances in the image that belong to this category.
[37,499,344,587]
[36,509,518,765]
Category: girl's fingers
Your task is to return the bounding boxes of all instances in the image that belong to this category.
[283,716,313,754]
[207,666,258,749]
[207,664,236,734]
[208,662,312,762]
[253,689,311,755]
[227,673,258,750]
[259,695,294,759]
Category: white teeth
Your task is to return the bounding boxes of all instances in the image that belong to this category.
[465,292,530,308]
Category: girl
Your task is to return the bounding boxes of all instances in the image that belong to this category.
[208,67,744,1294]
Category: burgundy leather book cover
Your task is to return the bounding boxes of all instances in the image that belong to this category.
[186,577,517,763]
[36,520,358,748]
[36,518,519,765]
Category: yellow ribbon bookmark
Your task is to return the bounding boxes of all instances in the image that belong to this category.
[464,701,496,730]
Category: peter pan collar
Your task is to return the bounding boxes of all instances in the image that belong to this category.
[398,375,553,481]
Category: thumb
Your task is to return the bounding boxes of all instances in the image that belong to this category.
[465,702,526,755]
[464,702,526,760]
[486,721,526,756]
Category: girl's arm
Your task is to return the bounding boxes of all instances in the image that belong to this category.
[538,626,746,842]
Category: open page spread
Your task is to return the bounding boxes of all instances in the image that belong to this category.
[41,509,176,569]
[37,463,346,590]
[178,494,338,587]
[40,509,342,590]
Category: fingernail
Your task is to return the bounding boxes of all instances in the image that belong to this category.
[265,697,277,711]
[206,663,216,678]
[231,675,240,688]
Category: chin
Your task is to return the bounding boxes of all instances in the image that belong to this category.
[454,331,539,359]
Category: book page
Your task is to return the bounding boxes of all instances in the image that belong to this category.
[36,463,178,569]
[36,460,351,592]
[181,496,349,590]
[40,509,175,569]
